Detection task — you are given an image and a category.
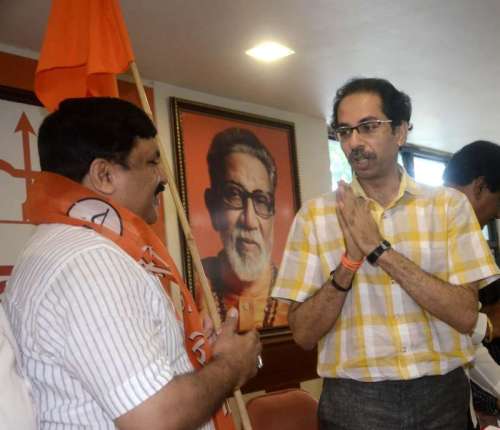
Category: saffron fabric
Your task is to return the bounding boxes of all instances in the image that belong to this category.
[35,0,134,111]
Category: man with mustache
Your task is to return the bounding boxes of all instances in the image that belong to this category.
[199,128,288,331]
[272,78,500,429]
[4,98,261,430]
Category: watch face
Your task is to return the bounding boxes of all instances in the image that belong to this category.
[367,240,391,265]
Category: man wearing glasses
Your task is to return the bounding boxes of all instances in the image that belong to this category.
[272,77,499,429]
[199,128,288,331]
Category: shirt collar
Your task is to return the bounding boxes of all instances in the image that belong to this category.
[351,166,423,202]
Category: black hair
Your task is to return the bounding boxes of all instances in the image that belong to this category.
[38,97,157,182]
[206,127,277,191]
[443,140,500,192]
[331,77,412,129]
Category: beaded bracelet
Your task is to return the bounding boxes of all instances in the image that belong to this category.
[340,253,364,272]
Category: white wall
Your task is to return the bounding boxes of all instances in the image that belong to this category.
[151,81,330,269]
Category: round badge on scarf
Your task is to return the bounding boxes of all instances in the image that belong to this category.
[68,198,123,235]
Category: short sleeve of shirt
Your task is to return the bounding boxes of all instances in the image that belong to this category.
[272,198,329,303]
[445,189,500,286]
[38,245,184,419]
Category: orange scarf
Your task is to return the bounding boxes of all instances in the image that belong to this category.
[25,171,235,430]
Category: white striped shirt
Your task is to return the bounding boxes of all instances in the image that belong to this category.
[4,224,214,430]
[0,305,36,430]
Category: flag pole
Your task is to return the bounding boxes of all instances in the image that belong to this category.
[129,61,253,430]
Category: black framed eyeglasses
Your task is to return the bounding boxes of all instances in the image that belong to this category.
[220,182,275,219]
[333,119,393,142]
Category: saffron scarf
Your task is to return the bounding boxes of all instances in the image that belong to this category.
[25,171,235,429]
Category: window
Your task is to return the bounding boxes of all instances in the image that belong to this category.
[412,157,446,187]
[399,143,450,185]
[328,139,351,190]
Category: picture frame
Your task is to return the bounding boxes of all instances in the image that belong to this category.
[170,98,301,336]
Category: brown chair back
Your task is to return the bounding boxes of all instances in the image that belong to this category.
[246,388,319,430]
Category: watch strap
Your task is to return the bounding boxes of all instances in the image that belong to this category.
[366,240,391,265]
[328,270,352,292]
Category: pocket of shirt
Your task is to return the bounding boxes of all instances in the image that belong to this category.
[397,243,448,276]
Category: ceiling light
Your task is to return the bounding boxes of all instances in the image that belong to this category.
[246,42,294,62]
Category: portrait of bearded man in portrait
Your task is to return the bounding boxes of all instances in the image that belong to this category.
[197,127,289,332]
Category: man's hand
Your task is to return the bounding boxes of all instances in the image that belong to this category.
[336,180,382,256]
[212,308,262,388]
[202,315,218,346]
[115,310,261,430]
[337,203,364,261]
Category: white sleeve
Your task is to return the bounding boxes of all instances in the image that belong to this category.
[470,343,500,398]
[471,312,488,345]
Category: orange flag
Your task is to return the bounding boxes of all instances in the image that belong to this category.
[35,0,134,111]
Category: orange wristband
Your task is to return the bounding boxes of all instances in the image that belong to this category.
[341,253,364,272]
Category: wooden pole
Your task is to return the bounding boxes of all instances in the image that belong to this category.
[129,61,253,430]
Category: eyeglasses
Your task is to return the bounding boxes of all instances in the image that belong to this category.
[220,182,275,219]
[333,119,393,142]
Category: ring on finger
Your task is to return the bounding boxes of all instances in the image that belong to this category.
[256,355,263,369]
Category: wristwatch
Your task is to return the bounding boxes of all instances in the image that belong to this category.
[328,270,352,292]
[366,240,391,265]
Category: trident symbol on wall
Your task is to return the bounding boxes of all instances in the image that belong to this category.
[0,111,37,224]
[0,111,37,295]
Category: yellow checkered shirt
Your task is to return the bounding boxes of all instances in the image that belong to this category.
[272,171,499,381]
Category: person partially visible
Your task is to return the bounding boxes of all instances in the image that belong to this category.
[444,140,500,428]
[272,77,499,429]
[4,98,261,430]
[199,128,288,331]
[444,141,500,229]
[0,304,36,429]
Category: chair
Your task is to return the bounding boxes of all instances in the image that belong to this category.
[246,388,319,430]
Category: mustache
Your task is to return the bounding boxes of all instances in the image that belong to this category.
[348,147,376,163]
[155,183,166,195]
[236,229,263,246]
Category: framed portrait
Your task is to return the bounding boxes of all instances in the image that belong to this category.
[170,98,301,336]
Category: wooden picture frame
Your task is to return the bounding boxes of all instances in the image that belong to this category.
[170,98,301,336]
[170,98,316,392]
